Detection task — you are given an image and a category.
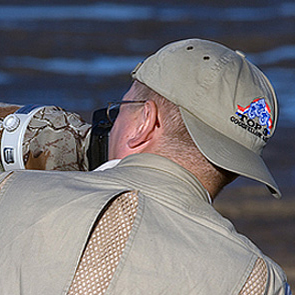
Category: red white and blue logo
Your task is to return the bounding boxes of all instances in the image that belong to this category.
[236,97,273,135]
[230,97,273,142]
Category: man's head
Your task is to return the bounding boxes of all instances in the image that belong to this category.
[108,80,236,198]
[109,38,280,198]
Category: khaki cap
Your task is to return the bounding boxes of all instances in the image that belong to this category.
[132,39,281,198]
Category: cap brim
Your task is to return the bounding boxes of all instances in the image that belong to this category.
[180,107,281,199]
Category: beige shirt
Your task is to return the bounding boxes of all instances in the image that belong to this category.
[0,153,289,294]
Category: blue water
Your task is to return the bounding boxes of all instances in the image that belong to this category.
[0,45,294,75]
[0,2,294,126]
[0,55,142,76]
[0,3,294,22]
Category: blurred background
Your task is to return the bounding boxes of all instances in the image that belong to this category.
[0,0,294,289]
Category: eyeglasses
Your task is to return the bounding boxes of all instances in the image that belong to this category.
[90,100,147,131]
[106,100,147,124]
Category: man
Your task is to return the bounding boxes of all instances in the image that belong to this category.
[0,38,292,294]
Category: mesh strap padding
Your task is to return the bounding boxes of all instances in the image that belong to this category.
[68,191,138,295]
[239,258,268,295]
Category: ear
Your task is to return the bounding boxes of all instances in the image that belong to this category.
[127,100,159,150]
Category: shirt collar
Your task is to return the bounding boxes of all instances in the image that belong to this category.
[115,153,212,205]
[94,159,121,172]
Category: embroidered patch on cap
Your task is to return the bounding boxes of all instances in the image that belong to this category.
[237,98,273,133]
[230,97,273,142]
